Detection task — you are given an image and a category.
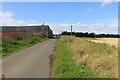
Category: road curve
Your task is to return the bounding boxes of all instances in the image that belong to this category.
[2,39,56,78]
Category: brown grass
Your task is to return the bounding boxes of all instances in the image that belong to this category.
[60,36,118,78]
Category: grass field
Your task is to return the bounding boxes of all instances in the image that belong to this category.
[51,36,118,78]
[1,34,48,57]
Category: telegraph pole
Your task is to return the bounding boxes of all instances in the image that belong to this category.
[71,25,73,36]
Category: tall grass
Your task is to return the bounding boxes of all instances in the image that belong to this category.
[51,39,98,78]
[60,36,118,78]
[2,34,48,57]
[52,35,118,78]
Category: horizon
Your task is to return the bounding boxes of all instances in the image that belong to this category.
[1,2,118,34]
[1,25,119,35]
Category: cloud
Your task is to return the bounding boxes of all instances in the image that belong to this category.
[1,11,13,18]
[1,11,118,34]
[1,11,43,26]
[49,21,118,34]
[89,23,106,31]
[101,0,113,7]
[1,11,27,26]
[57,20,118,34]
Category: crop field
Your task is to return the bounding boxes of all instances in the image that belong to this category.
[51,36,118,78]
[90,38,118,48]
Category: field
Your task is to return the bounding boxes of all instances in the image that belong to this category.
[90,38,118,48]
[1,32,48,58]
[51,36,118,78]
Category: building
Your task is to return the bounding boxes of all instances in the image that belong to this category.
[2,25,53,38]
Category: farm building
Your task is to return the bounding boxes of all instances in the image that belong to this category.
[2,25,53,38]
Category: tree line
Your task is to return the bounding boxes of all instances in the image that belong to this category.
[61,31,120,38]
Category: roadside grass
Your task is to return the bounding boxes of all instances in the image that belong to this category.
[0,38,2,58]
[0,46,1,58]
[51,36,118,78]
[51,39,97,78]
[1,35,48,57]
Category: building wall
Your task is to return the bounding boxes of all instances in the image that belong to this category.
[2,25,53,38]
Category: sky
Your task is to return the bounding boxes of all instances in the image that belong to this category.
[1,2,118,34]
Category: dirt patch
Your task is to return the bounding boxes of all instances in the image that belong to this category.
[90,38,118,48]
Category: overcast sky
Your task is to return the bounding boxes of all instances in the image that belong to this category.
[1,2,118,34]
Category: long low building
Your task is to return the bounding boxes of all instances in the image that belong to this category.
[2,25,53,38]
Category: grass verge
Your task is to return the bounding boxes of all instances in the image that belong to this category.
[51,39,97,78]
[51,36,118,78]
[1,35,48,58]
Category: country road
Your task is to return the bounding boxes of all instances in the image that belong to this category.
[2,39,56,78]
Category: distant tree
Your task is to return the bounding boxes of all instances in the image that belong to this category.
[61,31,120,38]
[89,33,96,37]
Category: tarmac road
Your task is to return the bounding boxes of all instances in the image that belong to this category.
[2,39,56,78]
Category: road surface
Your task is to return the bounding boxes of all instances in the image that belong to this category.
[2,39,56,78]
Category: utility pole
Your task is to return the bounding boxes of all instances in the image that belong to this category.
[71,25,73,36]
